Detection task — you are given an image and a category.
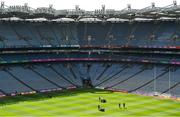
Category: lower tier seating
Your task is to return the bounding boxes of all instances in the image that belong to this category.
[0,62,179,97]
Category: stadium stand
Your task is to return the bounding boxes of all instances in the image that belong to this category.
[0,67,33,94]
[0,21,180,48]
[0,63,179,97]
[0,2,179,100]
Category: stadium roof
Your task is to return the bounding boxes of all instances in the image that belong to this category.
[1,1,180,21]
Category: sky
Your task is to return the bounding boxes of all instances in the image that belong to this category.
[1,0,180,10]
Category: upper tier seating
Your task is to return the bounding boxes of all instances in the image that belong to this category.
[0,21,180,48]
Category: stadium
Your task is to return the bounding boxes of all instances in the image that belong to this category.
[0,0,180,116]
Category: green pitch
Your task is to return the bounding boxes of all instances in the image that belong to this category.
[0,88,179,116]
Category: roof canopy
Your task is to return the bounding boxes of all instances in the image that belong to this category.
[1,1,180,21]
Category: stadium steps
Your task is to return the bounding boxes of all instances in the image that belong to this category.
[23,38,32,46]
[0,34,7,44]
[128,70,169,92]
[0,89,8,95]
[5,69,37,92]
[10,24,32,46]
[10,24,21,39]
[49,66,78,87]
[51,24,65,44]
[126,23,139,45]
[67,24,75,40]
[57,64,81,85]
[66,25,78,45]
[161,82,180,94]
[89,64,106,82]
[38,25,59,46]
[107,68,146,88]
[105,24,114,40]
[71,25,79,43]
[35,26,52,45]
[60,25,69,44]
[130,23,139,35]
[57,24,66,43]
[0,39,6,47]
[69,66,78,79]
[24,24,43,45]
[35,65,77,87]
[84,23,87,40]
[88,64,98,81]
[48,25,60,46]
[19,36,32,46]
[95,65,128,87]
[14,24,42,46]
[94,64,119,84]
[168,24,180,44]
[152,22,164,35]
[67,65,84,86]
[69,65,83,86]
[29,68,64,89]
[96,65,111,80]
[78,63,90,81]
[9,23,33,46]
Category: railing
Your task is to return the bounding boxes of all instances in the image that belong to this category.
[0,44,179,50]
[0,57,179,66]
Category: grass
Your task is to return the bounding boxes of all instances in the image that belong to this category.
[0,88,179,116]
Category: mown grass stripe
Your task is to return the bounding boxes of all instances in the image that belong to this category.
[0,89,179,116]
